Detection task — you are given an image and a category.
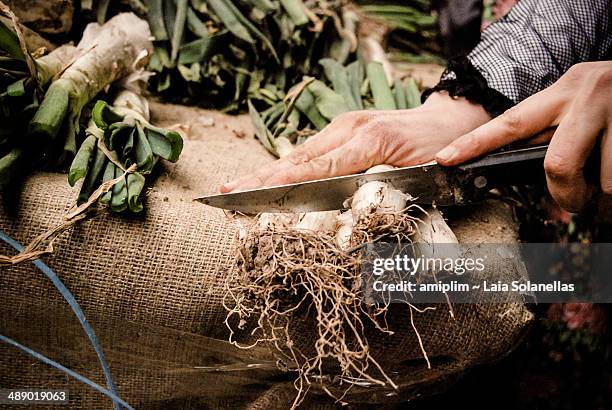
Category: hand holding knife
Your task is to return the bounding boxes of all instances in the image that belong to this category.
[196,145,548,214]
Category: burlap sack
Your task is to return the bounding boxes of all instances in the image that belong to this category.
[0,105,533,409]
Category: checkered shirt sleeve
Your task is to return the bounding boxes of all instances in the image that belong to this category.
[429,0,612,115]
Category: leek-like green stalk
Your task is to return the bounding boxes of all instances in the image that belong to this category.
[366,61,396,110]
[69,89,183,213]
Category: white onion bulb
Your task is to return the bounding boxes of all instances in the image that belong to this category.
[351,181,408,213]
[335,211,354,249]
[295,210,340,232]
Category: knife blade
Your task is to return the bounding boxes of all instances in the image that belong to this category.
[195,145,548,213]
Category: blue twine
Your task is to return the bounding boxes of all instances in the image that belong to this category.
[0,229,124,409]
[0,335,134,410]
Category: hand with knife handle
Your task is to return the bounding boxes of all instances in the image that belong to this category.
[436,61,611,212]
[220,61,610,213]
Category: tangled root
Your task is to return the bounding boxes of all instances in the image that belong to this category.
[223,207,427,407]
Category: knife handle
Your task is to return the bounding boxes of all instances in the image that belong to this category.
[450,145,548,204]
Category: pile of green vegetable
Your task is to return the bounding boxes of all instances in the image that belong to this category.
[78,0,439,110]
[133,0,357,111]
[0,8,183,214]
[249,58,422,158]
[357,0,442,64]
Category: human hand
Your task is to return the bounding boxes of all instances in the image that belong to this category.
[435,61,612,212]
[221,92,491,193]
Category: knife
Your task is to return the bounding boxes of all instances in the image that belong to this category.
[195,145,548,213]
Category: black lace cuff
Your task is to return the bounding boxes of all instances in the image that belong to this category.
[421,57,514,117]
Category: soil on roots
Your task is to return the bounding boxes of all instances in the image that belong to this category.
[224,208,430,407]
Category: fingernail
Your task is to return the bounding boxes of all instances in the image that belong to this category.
[436,146,458,163]
[220,181,236,193]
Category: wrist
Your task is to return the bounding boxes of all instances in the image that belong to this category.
[422,91,492,132]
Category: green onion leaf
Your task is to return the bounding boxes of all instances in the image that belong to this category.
[145,125,183,163]
[127,172,146,213]
[366,61,396,110]
[307,80,349,121]
[248,100,276,155]
[77,147,108,204]
[6,79,25,97]
[92,100,124,131]
[110,169,128,213]
[68,134,97,186]
[145,0,169,40]
[134,123,156,173]
[393,79,407,110]
[99,161,115,205]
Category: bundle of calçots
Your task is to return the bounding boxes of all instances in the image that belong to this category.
[250,58,422,157]
[69,90,183,213]
[143,0,358,111]
[226,163,463,407]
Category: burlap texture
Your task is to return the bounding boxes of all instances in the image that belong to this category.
[0,108,533,409]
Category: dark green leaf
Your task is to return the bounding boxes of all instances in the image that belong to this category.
[92,100,124,131]
[0,19,24,60]
[295,87,328,130]
[171,0,189,63]
[186,7,209,38]
[110,168,128,212]
[178,37,214,65]
[68,134,97,186]
[6,79,25,97]
[134,123,156,173]
[218,0,279,62]
[145,125,183,162]
[248,100,275,155]
[208,0,255,44]
[77,147,108,204]
[0,147,23,189]
[99,161,115,205]
[163,0,177,42]
[127,172,146,213]
[97,0,111,24]
[145,0,169,40]
[123,128,135,159]
[108,119,136,151]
